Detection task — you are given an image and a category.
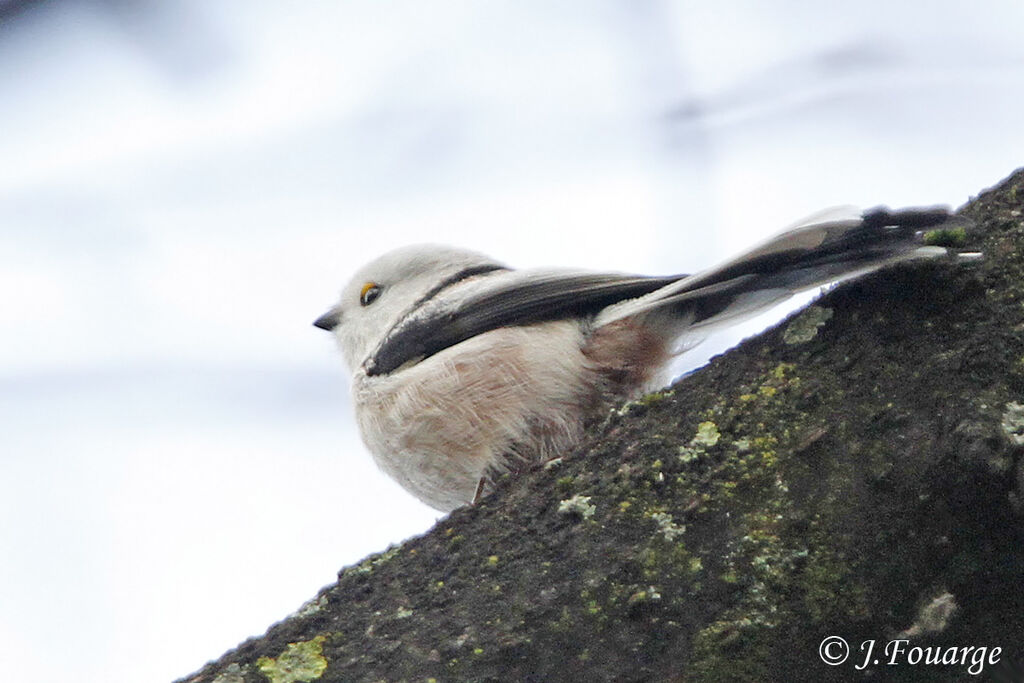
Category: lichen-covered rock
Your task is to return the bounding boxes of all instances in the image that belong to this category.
[179,170,1024,683]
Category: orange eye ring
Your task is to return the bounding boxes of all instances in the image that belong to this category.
[359,282,381,306]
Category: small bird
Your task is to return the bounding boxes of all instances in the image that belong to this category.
[315,207,967,512]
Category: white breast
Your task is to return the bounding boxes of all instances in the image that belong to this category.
[351,320,592,511]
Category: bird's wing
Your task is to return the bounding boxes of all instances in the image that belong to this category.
[364,270,685,376]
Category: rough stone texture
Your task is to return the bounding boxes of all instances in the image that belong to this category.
[179,170,1024,683]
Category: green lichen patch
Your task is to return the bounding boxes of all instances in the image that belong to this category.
[211,663,245,683]
[558,494,596,519]
[922,225,968,248]
[782,305,834,345]
[679,421,724,463]
[256,636,328,683]
[692,421,722,447]
[615,389,674,416]
[649,511,686,541]
[292,594,328,619]
[1001,401,1024,446]
[897,591,958,638]
[346,544,401,576]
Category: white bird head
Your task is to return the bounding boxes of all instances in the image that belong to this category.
[314,244,507,373]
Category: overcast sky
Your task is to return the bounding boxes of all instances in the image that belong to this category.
[2,2,1023,681]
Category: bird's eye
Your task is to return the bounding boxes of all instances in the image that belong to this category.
[359,282,381,306]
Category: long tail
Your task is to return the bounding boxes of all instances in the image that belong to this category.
[596,206,973,339]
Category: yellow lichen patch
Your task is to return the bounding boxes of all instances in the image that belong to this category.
[692,421,721,447]
[256,635,328,683]
[771,362,796,380]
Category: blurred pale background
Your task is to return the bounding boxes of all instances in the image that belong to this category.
[1,1,1022,681]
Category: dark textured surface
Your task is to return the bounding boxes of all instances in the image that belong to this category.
[179,169,1024,683]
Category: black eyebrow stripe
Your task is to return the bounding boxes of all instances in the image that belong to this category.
[406,263,510,312]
